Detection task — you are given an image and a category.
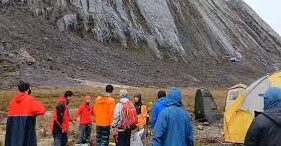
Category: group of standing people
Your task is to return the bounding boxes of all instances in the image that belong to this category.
[4,81,194,146]
[5,81,281,146]
[49,84,148,146]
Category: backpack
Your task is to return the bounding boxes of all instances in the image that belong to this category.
[121,101,138,130]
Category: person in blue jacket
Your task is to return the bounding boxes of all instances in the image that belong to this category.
[152,87,194,146]
[245,87,281,146]
[151,90,167,129]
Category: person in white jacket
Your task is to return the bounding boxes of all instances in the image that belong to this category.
[112,89,132,146]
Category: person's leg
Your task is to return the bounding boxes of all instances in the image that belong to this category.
[53,133,62,146]
[61,133,68,146]
[125,130,132,146]
[100,126,110,146]
[85,124,92,143]
[96,126,102,146]
[117,131,125,146]
[77,124,86,144]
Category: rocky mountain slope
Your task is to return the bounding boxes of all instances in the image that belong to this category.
[0,0,281,88]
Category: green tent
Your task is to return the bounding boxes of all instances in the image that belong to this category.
[194,88,220,124]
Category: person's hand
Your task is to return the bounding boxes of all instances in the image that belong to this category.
[112,128,118,137]
[77,117,80,123]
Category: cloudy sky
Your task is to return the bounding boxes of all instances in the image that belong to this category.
[243,0,281,35]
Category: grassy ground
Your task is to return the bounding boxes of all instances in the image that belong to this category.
[0,86,227,145]
[0,87,227,112]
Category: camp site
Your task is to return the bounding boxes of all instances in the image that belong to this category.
[0,71,281,146]
[1,0,281,145]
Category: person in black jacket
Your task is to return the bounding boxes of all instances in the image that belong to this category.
[245,87,281,146]
[134,94,143,115]
[51,91,73,146]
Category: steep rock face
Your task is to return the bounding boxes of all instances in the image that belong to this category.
[2,0,281,62]
[2,0,280,62]
[0,0,281,87]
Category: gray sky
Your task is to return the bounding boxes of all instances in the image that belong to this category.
[243,0,281,35]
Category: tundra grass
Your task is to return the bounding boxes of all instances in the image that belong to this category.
[0,87,227,113]
[0,86,227,145]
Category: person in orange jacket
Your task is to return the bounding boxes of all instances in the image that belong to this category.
[76,95,94,144]
[93,85,115,146]
[5,81,46,146]
[51,91,73,146]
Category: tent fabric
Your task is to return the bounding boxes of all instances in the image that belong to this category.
[227,84,247,90]
[225,84,247,110]
[224,71,281,143]
[242,76,269,114]
[269,72,281,87]
[194,88,220,124]
[224,95,253,143]
[242,72,281,114]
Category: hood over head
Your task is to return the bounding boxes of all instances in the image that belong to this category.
[165,87,182,107]
[262,87,281,126]
[264,87,281,110]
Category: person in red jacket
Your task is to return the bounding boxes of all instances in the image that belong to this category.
[51,91,73,146]
[5,81,46,146]
[76,95,94,144]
